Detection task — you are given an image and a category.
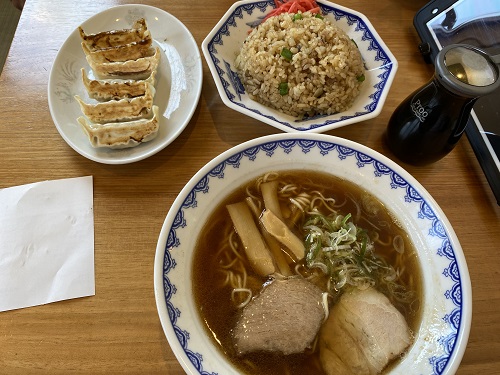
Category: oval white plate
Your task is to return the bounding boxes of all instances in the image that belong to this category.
[154,133,471,375]
[48,4,202,164]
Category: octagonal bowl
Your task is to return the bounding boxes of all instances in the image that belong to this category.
[201,0,398,133]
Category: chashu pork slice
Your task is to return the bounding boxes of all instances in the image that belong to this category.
[233,277,325,355]
[319,287,412,375]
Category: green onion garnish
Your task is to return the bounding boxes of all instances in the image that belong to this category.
[280,47,293,62]
[278,82,289,96]
[341,213,352,226]
[357,74,365,82]
[293,13,303,21]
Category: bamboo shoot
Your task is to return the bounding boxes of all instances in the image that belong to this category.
[261,209,305,260]
[245,198,293,276]
[227,202,275,276]
[261,180,283,220]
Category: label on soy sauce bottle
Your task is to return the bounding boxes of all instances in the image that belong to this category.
[410,99,429,123]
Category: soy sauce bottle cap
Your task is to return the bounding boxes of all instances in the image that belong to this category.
[435,44,500,97]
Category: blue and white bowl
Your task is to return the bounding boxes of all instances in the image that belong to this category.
[201,0,398,133]
[154,133,471,374]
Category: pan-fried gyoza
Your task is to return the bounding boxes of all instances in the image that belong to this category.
[86,47,160,80]
[81,69,156,101]
[75,18,163,149]
[77,105,160,149]
[87,47,160,79]
[79,18,148,50]
[81,30,153,63]
[75,82,155,123]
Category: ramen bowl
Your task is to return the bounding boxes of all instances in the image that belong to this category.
[154,133,471,374]
[201,0,398,133]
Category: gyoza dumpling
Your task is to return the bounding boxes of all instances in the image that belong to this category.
[81,68,156,101]
[75,82,155,123]
[79,18,148,50]
[87,47,161,80]
[77,105,160,148]
[81,30,153,63]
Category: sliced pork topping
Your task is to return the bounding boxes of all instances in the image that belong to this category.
[233,277,325,355]
[319,287,412,375]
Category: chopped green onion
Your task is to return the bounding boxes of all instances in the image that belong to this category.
[341,213,352,226]
[357,230,368,263]
[278,82,289,96]
[357,74,365,82]
[315,13,324,20]
[303,211,411,302]
[280,47,293,62]
[293,13,303,21]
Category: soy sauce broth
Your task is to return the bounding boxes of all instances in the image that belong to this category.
[192,171,423,375]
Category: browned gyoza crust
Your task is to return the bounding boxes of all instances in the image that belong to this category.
[86,47,160,80]
[78,18,148,49]
[81,31,153,63]
[77,105,160,148]
[76,18,163,148]
[75,82,155,123]
[81,68,156,101]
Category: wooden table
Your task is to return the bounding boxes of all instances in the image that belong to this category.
[0,0,498,373]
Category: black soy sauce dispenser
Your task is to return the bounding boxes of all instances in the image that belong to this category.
[385,44,500,166]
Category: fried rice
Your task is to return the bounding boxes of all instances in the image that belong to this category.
[235,12,365,118]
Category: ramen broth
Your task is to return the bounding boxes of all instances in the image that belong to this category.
[192,171,422,375]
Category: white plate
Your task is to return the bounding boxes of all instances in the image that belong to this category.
[48,4,202,164]
[154,133,472,375]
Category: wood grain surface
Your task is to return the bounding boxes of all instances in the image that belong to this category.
[0,0,499,374]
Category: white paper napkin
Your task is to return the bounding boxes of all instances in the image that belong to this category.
[0,176,95,312]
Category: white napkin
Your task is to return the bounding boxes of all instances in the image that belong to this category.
[0,176,95,312]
